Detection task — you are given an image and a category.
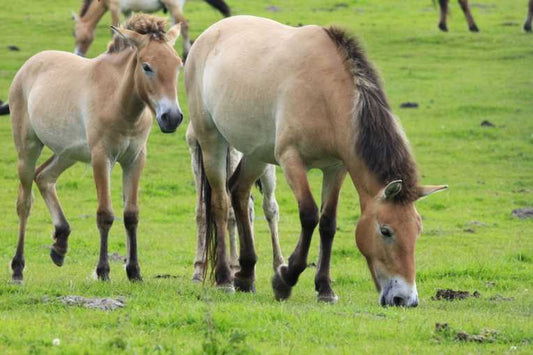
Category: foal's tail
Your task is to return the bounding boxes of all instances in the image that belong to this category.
[204,0,231,17]
[0,101,9,115]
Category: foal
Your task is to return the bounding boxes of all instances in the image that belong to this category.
[72,0,231,58]
[9,14,184,282]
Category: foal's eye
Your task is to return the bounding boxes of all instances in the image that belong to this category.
[142,63,153,73]
[380,227,393,238]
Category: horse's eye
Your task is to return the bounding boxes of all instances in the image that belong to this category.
[142,63,153,73]
[380,227,393,238]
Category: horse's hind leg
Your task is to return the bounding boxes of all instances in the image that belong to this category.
[525,0,533,32]
[259,165,284,271]
[272,150,319,301]
[164,0,191,59]
[315,166,346,303]
[458,0,479,32]
[11,137,43,282]
[438,0,449,32]
[35,155,76,267]
[228,157,267,292]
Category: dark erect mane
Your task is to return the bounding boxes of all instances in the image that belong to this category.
[107,14,167,54]
[323,27,419,203]
[79,0,93,18]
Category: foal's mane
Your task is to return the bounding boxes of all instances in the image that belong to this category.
[107,14,168,54]
[324,27,419,203]
[79,0,93,18]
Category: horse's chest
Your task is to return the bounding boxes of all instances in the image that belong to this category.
[120,0,162,13]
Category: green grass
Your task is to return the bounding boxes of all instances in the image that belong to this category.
[0,0,532,353]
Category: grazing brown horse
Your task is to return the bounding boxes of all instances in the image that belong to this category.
[437,0,533,32]
[186,16,447,306]
[72,0,230,57]
[9,14,183,283]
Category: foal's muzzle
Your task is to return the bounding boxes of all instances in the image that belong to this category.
[156,109,183,133]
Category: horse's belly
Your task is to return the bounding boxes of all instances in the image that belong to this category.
[121,0,161,13]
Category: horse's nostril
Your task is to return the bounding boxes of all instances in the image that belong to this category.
[161,113,169,123]
[393,296,405,306]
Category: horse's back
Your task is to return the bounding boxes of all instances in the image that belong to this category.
[186,16,353,165]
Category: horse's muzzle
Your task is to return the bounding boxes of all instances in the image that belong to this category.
[157,110,183,133]
[379,276,419,308]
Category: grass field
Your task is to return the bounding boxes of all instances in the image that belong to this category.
[0,0,532,353]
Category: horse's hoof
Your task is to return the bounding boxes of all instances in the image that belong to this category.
[234,277,256,293]
[272,271,292,301]
[524,23,532,32]
[317,292,339,304]
[216,283,235,294]
[126,265,142,282]
[95,266,110,281]
[438,23,448,32]
[50,248,65,267]
[191,273,204,283]
[11,273,23,284]
[469,25,480,32]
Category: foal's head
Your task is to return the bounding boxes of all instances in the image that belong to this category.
[111,15,184,133]
[356,181,447,307]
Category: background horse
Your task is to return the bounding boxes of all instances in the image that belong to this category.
[186,127,284,282]
[72,0,230,58]
[186,16,447,306]
[9,14,183,283]
[436,0,533,32]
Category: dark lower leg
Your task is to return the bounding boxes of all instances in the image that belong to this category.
[315,214,337,302]
[124,210,142,281]
[96,210,113,280]
[525,0,533,32]
[438,0,449,31]
[12,183,32,282]
[458,0,479,31]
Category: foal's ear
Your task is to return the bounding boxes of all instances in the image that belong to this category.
[416,185,448,200]
[166,23,182,47]
[70,10,80,22]
[110,26,147,48]
[381,180,403,201]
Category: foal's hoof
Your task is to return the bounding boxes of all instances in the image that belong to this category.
[234,277,256,293]
[50,248,65,267]
[126,265,142,282]
[317,292,339,304]
[216,283,235,294]
[272,270,292,301]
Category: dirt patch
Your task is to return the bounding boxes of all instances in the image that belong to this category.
[433,289,480,301]
[108,252,126,263]
[400,102,419,108]
[154,274,180,279]
[8,45,20,51]
[266,5,281,12]
[512,208,533,219]
[480,120,495,127]
[435,323,498,343]
[489,294,514,302]
[44,295,126,310]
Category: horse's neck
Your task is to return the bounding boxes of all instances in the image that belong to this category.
[81,0,108,27]
[344,157,381,209]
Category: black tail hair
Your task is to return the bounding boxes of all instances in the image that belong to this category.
[0,102,9,115]
[204,0,231,17]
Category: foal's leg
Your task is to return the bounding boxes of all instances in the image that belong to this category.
[11,139,43,282]
[259,165,284,271]
[315,166,346,303]
[164,0,191,59]
[92,151,114,281]
[200,135,233,290]
[458,0,479,32]
[34,155,76,267]
[272,150,319,301]
[229,157,267,292]
[120,149,146,281]
[438,0,449,32]
[525,0,533,32]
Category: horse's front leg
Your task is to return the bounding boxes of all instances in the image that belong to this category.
[438,0,449,32]
[458,0,479,32]
[272,150,319,301]
[92,150,114,281]
[121,149,145,282]
[315,166,346,303]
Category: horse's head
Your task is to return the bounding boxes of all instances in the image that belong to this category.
[356,180,447,307]
[71,11,94,57]
[111,23,184,133]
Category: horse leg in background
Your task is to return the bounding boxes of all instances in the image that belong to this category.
[228,157,267,292]
[11,130,43,282]
[92,151,114,281]
[120,149,146,281]
[34,155,76,267]
[259,165,284,271]
[458,0,479,32]
[227,148,242,273]
[108,0,121,27]
[272,150,319,301]
[164,0,191,60]
[525,0,533,32]
[315,166,346,303]
[438,0,449,32]
[199,134,233,290]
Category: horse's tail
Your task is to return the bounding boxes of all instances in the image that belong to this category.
[254,179,263,195]
[204,0,231,17]
[197,142,216,282]
[0,102,10,115]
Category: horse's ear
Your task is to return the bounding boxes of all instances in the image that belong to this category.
[381,180,403,201]
[416,185,448,200]
[71,10,79,22]
[110,26,146,48]
[166,23,182,47]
